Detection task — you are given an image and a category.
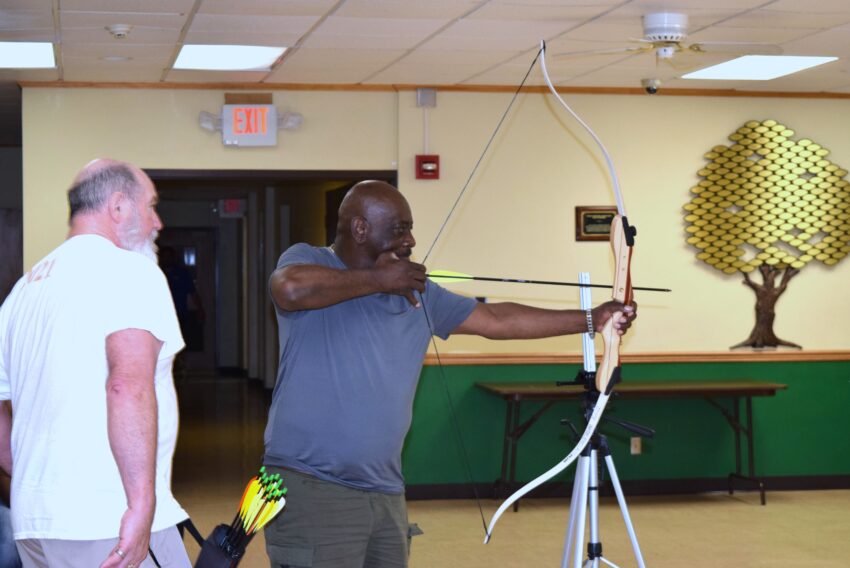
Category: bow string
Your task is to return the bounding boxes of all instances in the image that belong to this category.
[416,48,544,537]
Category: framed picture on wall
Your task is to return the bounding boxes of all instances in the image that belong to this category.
[575,206,617,241]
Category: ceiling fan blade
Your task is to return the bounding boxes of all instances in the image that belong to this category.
[552,45,652,58]
[687,41,783,56]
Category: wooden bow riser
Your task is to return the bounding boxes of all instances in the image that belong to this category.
[596,215,634,393]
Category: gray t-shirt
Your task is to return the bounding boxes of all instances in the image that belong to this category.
[264,244,477,494]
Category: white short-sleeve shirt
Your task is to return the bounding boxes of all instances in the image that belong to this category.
[0,235,187,539]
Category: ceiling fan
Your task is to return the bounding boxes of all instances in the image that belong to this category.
[555,11,783,65]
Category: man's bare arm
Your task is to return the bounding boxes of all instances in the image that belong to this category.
[453,301,636,340]
[101,328,161,568]
[270,252,426,311]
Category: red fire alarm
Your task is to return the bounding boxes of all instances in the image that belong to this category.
[415,154,440,180]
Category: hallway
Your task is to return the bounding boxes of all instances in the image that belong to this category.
[172,376,270,565]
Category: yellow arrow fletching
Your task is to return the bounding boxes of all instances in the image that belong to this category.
[427,270,473,283]
[240,479,261,518]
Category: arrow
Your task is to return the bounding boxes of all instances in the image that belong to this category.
[426,270,671,293]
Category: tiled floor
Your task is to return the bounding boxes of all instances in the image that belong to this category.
[172,377,850,568]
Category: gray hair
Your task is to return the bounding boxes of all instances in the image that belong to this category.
[67,164,140,220]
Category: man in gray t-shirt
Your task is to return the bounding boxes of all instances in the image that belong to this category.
[263,181,636,568]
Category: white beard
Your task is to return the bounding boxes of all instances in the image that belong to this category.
[118,213,159,262]
[132,233,159,262]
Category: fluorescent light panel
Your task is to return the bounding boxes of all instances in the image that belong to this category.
[0,42,55,68]
[174,45,285,71]
[683,55,838,81]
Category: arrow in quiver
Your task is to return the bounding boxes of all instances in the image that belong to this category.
[193,467,288,567]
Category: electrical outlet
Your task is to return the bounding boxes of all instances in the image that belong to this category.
[630,436,642,455]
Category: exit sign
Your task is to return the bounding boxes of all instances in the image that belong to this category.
[222,104,277,146]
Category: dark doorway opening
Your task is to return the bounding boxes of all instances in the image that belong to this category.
[148,169,397,388]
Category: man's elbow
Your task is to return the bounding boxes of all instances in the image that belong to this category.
[271,277,308,311]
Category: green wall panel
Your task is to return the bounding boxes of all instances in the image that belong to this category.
[401,360,850,486]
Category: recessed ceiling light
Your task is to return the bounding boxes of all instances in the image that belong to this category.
[682,55,838,81]
[101,55,133,62]
[0,42,55,69]
[174,45,286,71]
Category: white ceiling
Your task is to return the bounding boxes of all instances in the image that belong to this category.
[2,0,850,145]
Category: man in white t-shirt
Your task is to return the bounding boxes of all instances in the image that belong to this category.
[0,160,191,568]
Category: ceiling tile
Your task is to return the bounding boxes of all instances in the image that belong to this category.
[716,8,850,29]
[62,59,166,82]
[187,14,319,35]
[61,26,181,44]
[183,31,304,46]
[333,0,480,19]
[0,0,52,9]
[687,25,813,45]
[60,0,194,14]
[281,47,406,67]
[0,8,54,31]
[367,63,489,85]
[198,0,337,17]
[765,0,850,12]
[61,42,175,58]
[781,24,850,56]
[304,16,449,50]
[422,19,575,51]
[469,2,618,22]
[60,11,186,30]
[0,68,59,81]
[266,65,381,84]
[0,30,54,42]
[407,49,521,67]
[271,47,407,83]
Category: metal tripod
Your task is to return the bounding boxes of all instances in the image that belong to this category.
[560,273,649,568]
[560,405,650,568]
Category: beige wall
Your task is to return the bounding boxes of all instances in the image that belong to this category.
[22,87,850,353]
[21,88,397,262]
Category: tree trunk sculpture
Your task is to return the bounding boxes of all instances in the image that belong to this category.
[731,265,801,349]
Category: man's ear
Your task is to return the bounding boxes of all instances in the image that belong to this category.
[106,192,128,223]
[351,216,369,244]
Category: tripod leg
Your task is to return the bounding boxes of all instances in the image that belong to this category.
[572,456,591,568]
[587,450,601,568]
[561,455,587,568]
[603,455,647,568]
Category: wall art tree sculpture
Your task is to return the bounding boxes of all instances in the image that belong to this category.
[684,119,850,349]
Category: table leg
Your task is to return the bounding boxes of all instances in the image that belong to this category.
[727,396,766,505]
[706,396,767,505]
[733,397,742,488]
[509,400,521,511]
[498,398,516,499]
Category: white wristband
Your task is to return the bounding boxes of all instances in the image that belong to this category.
[585,309,595,338]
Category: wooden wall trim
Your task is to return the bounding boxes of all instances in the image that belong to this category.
[423,350,850,366]
[18,81,850,99]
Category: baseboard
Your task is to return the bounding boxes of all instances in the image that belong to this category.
[405,475,850,500]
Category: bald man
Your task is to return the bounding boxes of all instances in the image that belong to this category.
[263,181,636,568]
[0,160,191,567]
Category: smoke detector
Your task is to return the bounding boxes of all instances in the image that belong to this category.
[642,12,688,43]
[106,24,132,39]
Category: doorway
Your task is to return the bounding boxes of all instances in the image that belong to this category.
[149,169,397,387]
